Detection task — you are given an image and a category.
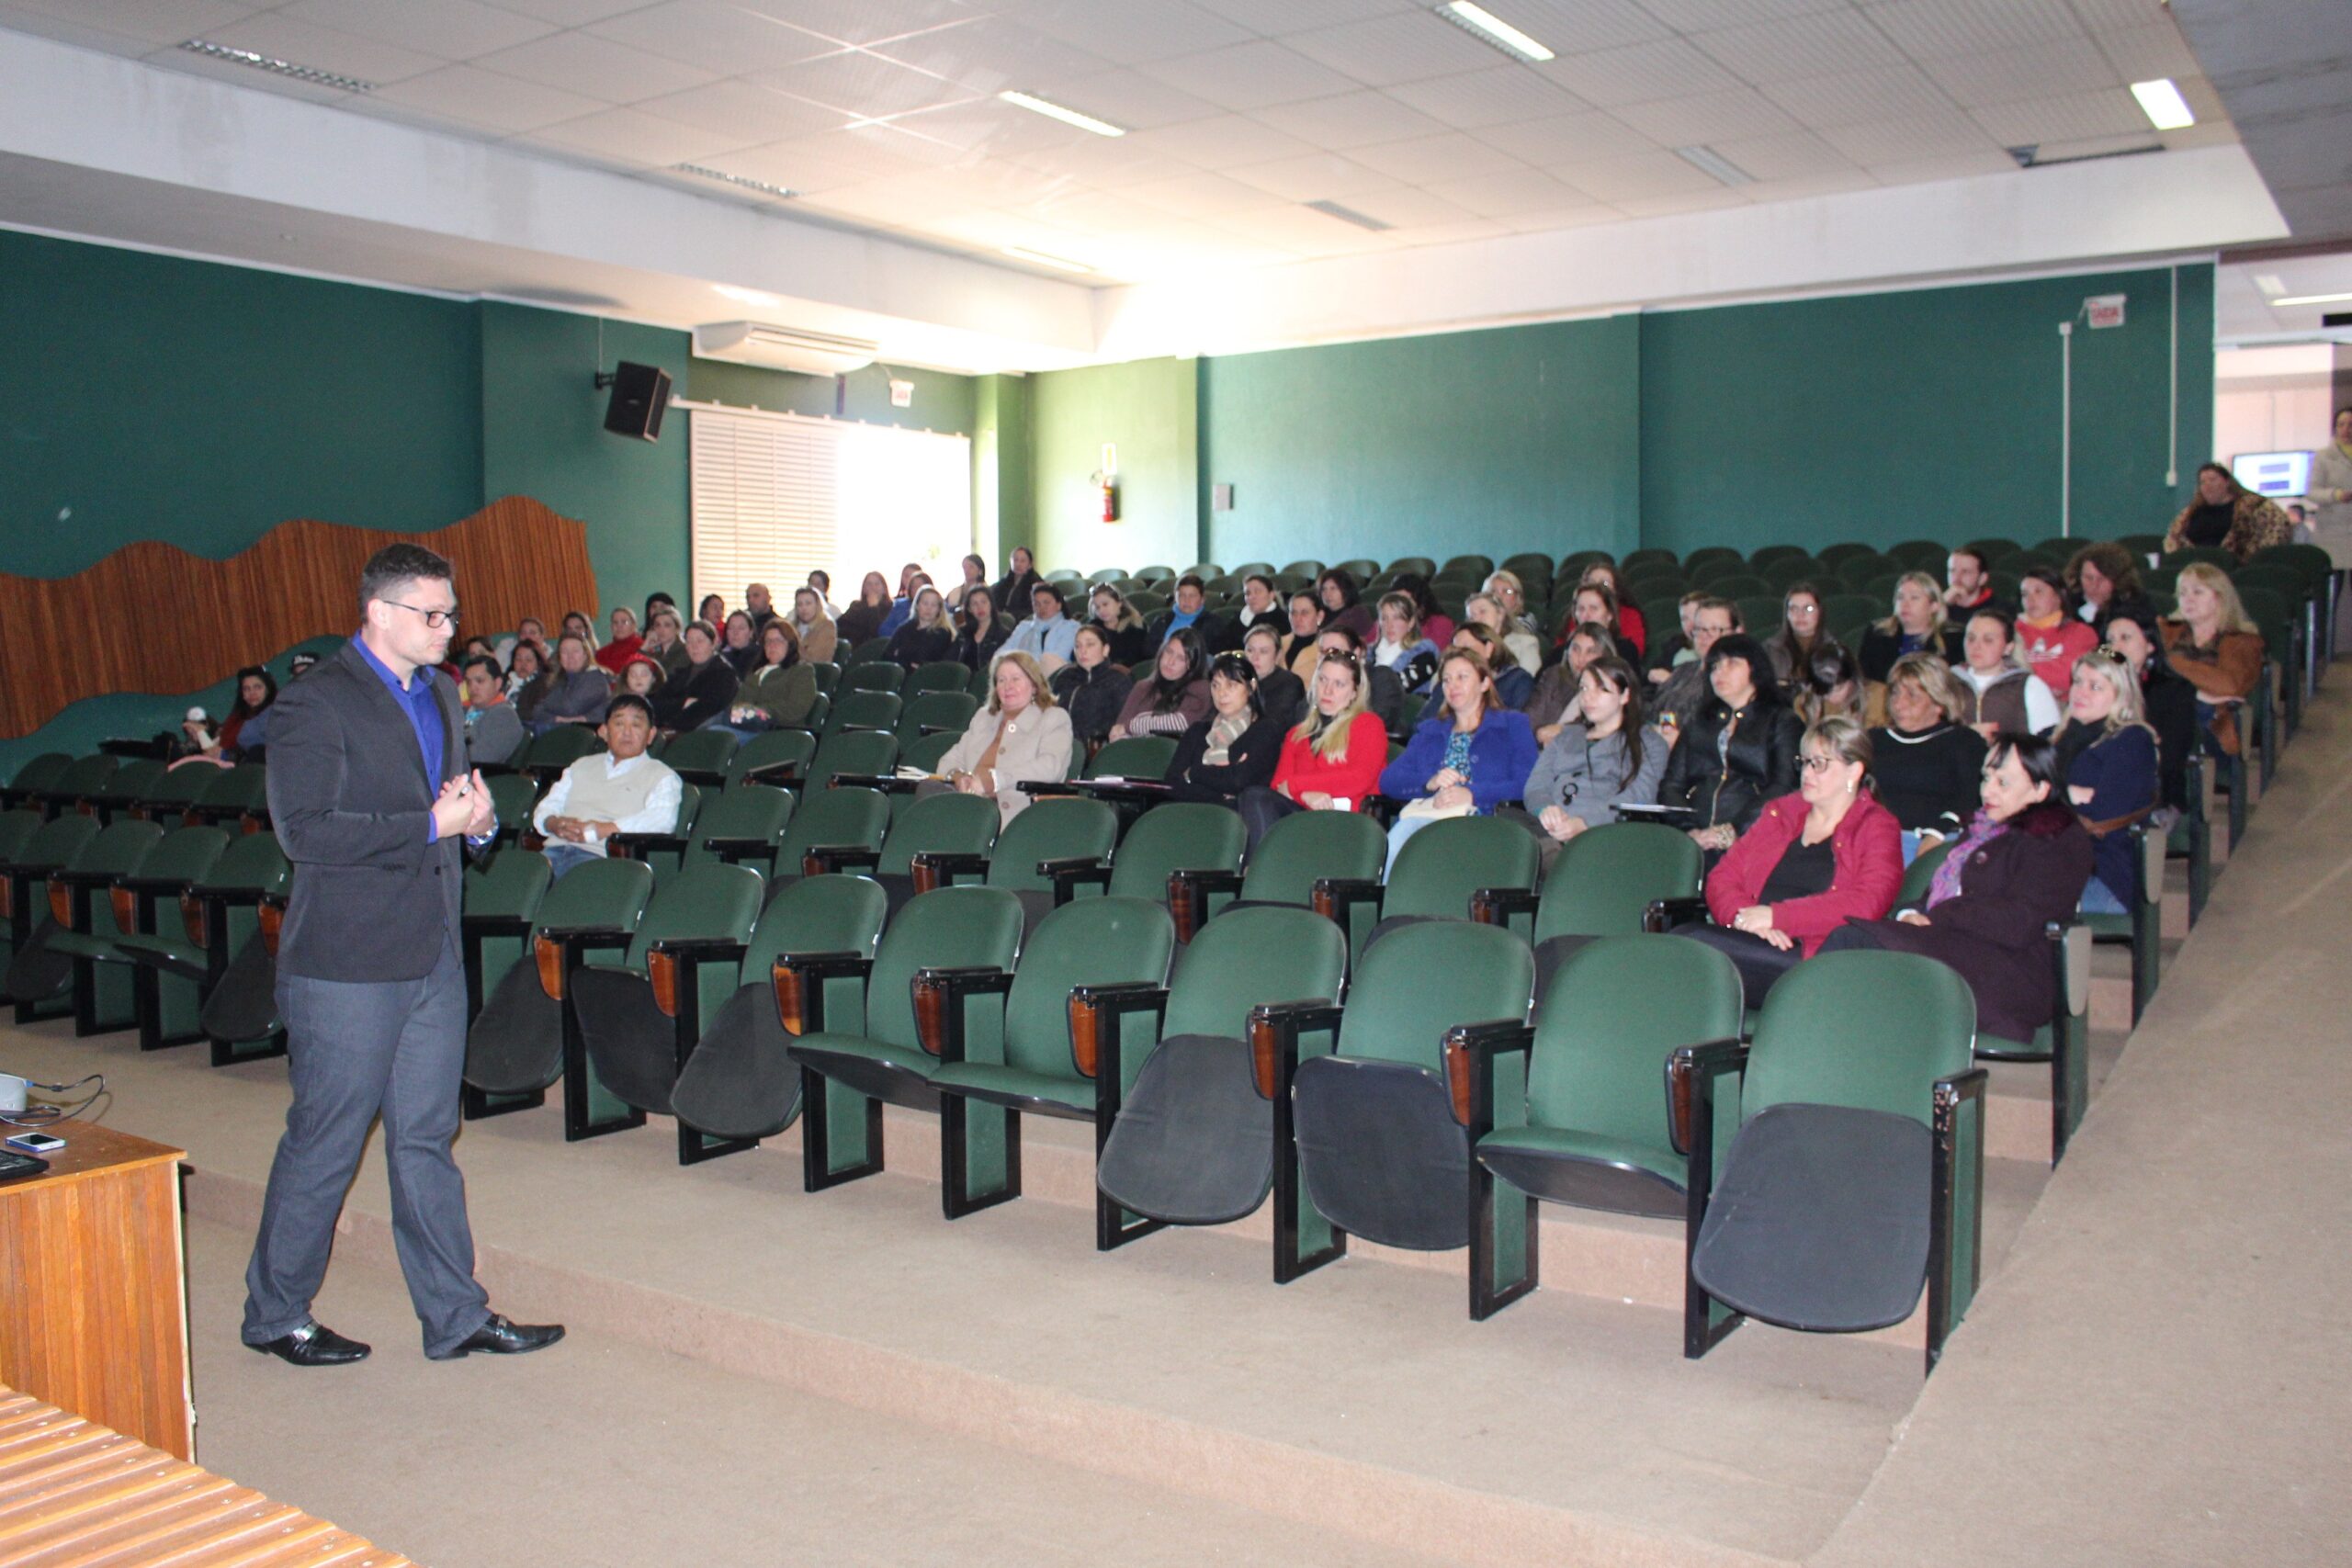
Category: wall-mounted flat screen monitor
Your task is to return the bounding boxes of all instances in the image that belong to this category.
[2232,451,2312,497]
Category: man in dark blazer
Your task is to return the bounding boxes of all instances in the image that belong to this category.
[243,543,563,1366]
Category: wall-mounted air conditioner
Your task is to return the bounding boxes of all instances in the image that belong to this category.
[693,321,878,377]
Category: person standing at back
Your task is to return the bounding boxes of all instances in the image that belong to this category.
[243,543,562,1367]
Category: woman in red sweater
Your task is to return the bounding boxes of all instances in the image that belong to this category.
[594,605,644,676]
[1671,715,1903,1007]
[1237,649,1389,852]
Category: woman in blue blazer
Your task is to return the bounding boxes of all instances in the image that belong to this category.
[1377,647,1538,874]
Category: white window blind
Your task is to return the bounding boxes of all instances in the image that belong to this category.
[689,405,972,617]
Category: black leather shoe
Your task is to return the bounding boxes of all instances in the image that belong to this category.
[429,1313,565,1359]
[247,1321,371,1367]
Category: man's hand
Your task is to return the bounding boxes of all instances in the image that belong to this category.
[462,770,495,837]
[431,775,477,841]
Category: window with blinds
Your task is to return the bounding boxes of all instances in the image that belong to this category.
[688,405,972,616]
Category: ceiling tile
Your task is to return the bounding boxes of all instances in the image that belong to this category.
[17,0,261,50]
[1535,38,1743,107]
[1122,113,1320,169]
[1864,148,2020,184]
[1135,41,1362,111]
[465,0,645,21]
[1424,164,1596,218]
[1023,70,1222,130]
[1470,109,1656,164]
[1187,0,1419,35]
[1971,88,2153,147]
[2092,23,2201,85]
[582,2,839,74]
[761,0,978,50]
[2066,0,2172,30]
[884,97,1096,156]
[1249,89,1448,149]
[475,28,717,102]
[1759,64,1958,130]
[1688,11,1911,85]
[1385,65,1589,130]
[1209,204,1396,254]
[1494,203,1620,232]
[1225,151,1403,202]
[1385,217,1514,249]
[1921,37,2118,107]
[1346,130,1525,183]
[871,16,1114,95]
[526,105,757,166]
[1006,0,1254,67]
[1862,0,2085,60]
[1610,88,1800,146]
[752,51,974,118]
[1709,129,1854,180]
[372,61,611,130]
[1616,186,1748,218]
[1632,0,1846,29]
[1736,168,1878,202]
[1278,12,1500,87]
[1121,170,1293,220]
[706,128,937,191]
[0,6,168,57]
[1552,148,1723,201]
[1005,137,1203,185]
[1816,107,1997,163]
[206,12,448,83]
[1336,186,1478,227]
[282,0,553,61]
[631,80,860,142]
[1476,0,1670,54]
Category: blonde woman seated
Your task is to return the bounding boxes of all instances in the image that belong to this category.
[927,650,1072,824]
[1870,653,1987,861]
[2160,562,2265,761]
[1374,647,1537,874]
[1517,656,1665,863]
[1858,571,1963,724]
[1237,648,1388,853]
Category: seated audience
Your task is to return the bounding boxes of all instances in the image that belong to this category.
[1954,608,2061,735]
[1111,627,1211,740]
[836,571,893,649]
[184,666,277,761]
[1645,589,1710,679]
[1433,622,1532,713]
[1003,581,1080,671]
[528,633,612,734]
[1943,547,2002,615]
[806,570,841,620]
[1223,573,1288,652]
[1791,640,1863,727]
[931,651,1071,824]
[1148,574,1220,649]
[717,610,761,677]
[459,655,524,767]
[1673,716,1902,1007]
[787,588,837,667]
[1387,572,1454,649]
[1321,624,1408,733]
[1377,648,1538,871]
[560,610,597,654]
[2161,562,2265,760]
[2064,541,2149,630]
[2165,462,2295,560]
[1460,590,1542,677]
[1821,732,2096,1043]
[1520,655,1664,857]
[1242,624,1306,732]
[616,655,665,706]
[1577,561,1647,653]
[1281,590,1328,680]
[1481,570,1544,650]
[1652,597,1739,737]
[1165,654,1285,806]
[1316,568,1375,643]
[531,694,682,879]
[1871,652,1989,856]
[1662,633,1804,852]
[1237,647,1388,852]
[741,582,776,630]
[2104,606,2197,814]
[1369,592,1442,694]
[887,585,956,669]
[504,639,546,707]
[1086,584,1151,666]
[1859,572,1964,720]
[695,593,726,633]
[713,619,816,739]
[1048,624,1134,747]
[1527,622,1611,743]
[991,547,1041,623]
[1560,581,1637,664]
[593,606,642,675]
[879,563,926,637]
[1763,582,1829,690]
[492,615,547,671]
[2017,566,2097,699]
[953,585,1011,671]
[2054,648,2161,912]
[944,553,989,614]
[653,620,740,732]
[639,607,689,682]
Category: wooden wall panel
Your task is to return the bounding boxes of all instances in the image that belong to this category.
[0,497,599,739]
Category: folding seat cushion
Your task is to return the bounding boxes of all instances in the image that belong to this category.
[463,858,653,1096]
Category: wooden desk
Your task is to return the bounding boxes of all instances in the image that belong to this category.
[0,1125,191,1461]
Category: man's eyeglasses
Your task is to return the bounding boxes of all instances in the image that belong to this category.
[385,599,460,629]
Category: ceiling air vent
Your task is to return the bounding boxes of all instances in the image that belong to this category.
[692,321,877,378]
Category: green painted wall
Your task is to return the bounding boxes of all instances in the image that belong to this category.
[685,357,976,435]
[973,373,1033,572]
[1025,356,1198,575]
[1195,317,1644,572]
[1639,265,2214,555]
[0,228,483,579]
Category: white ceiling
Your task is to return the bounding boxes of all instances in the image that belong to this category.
[0,0,2242,285]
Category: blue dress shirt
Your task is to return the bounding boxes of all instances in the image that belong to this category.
[353,633,452,840]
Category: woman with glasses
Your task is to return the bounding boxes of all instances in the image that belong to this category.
[1660,633,1805,853]
[1668,716,1902,1007]
[1165,654,1285,807]
[1237,648,1387,852]
[1377,647,1538,872]
[592,606,643,676]
[1763,582,1830,692]
[712,619,815,739]
[527,631,613,735]
[2053,647,2161,913]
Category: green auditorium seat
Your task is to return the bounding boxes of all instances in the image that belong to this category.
[1168,808,1385,942]
[1453,934,1744,1318]
[569,861,768,1156]
[798,788,997,921]
[0,753,71,812]
[899,731,960,777]
[514,725,604,785]
[32,753,119,819]
[462,857,653,1112]
[2235,584,2295,773]
[843,660,905,694]
[909,660,972,696]
[2084,823,2164,1025]
[1682,547,1741,576]
[84,760,166,824]
[1677,950,1984,1375]
[769,785,891,890]
[88,825,232,1053]
[1439,554,1493,582]
[781,885,1024,1192]
[593,781,701,881]
[1975,916,2094,1166]
[1085,736,1177,779]
[1758,558,1822,592]
[823,689,902,738]
[2169,545,2238,574]
[844,637,895,667]
[1044,801,1246,909]
[2,813,103,1021]
[727,728,817,787]
[114,831,289,1063]
[1500,552,1555,588]
[1620,548,1677,574]
[1313,815,1539,965]
[1265,920,1536,1291]
[51,823,228,1043]
[1816,542,1876,567]
[924,895,1177,1217]
[457,847,555,1119]
[1331,558,1378,581]
[1279,559,1324,581]
[1134,564,1177,583]
[185,763,268,829]
[1888,539,1949,570]
[806,728,898,788]
[655,728,740,786]
[1747,545,1807,570]
[913,796,1117,934]
[611,781,792,879]
[125,765,211,826]
[485,773,539,842]
[897,692,977,746]
[805,660,841,695]
[1474,822,1703,980]
[24,819,164,1033]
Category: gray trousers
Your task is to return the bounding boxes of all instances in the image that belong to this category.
[243,937,492,1356]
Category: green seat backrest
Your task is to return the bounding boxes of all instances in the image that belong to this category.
[1238,809,1385,906]
[1106,803,1246,901]
[844,662,904,694]
[1003,897,1174,1077]
[1822,594,1879,629]
[670,782,706,838]
[877,791,997,874]
[2234,587,2290,657]
[94,761,166,805]
[1898,838,1954,909]
[198,764,266,811]
[1748,545,1806,569]
[1889,539,1948,569]
[68,819,165,879]
[519,725,602,772]
[829,690,903,734]
[464,847,552,923]
[487,773,539,834]
[623,862,765,970]
[1386,816,1539,923]
[900,731,961,775]
[1683,547,1740,572]
[910,661,972,695]
[690,783,792,852]
[139,767,213,811]
[1816,542,1875,566]
[6,754,70,795]
[806,660,841,694]
[1165,905,1346,1040]
[134,827,232,891]
[0,810,41,863]
[986,797,1118,893]
[2232,565,2305,603]
[198,833,288,894]
[746,874,888,976]
[1529,935,1742,1139]
[901,693,978,739]
[845,637,894,667]
[863,886,1023,1050]
[778,786,890,866]
[1532,822,1702,942]
[1087,737,1176,780]
[2170,546,2237,573]
[730,728,816,784]
[13,813,99,874]
[529,855,652,933]
[659,728,740,776]
[1337,920,1532,1074]
[1745,951,1974,1126]
[808,729,898,787]
[48,754,120,797]
[2247,543,2333,588]
[802,691,832,731]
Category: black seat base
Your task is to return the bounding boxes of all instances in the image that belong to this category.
[1293,1055,1470,1252]
[671,984,803,1140]
[1097,1034,1273,1227]
[571,967,677,1116]
[464,960,563,1096]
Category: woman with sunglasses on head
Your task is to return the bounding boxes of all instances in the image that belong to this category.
[2053,646,2161,913]
[2102,605,2196,815]
[1237,646,1388,852]
[1166,654,1286,807]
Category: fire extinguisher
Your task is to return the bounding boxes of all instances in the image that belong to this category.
[1100,476,1119,523]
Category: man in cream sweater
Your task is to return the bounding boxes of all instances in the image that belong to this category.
[531,694,683,876]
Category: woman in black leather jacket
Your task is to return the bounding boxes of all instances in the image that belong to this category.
[1658,633,1804,850]
[1049,624,1135,748]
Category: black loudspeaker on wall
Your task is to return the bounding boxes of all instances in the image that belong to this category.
[596,361,672,442]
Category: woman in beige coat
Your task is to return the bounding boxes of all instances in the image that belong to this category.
[933,650,1073,823]
[789,586,839,666]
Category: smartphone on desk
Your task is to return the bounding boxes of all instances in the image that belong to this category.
[6,1133,64,1156]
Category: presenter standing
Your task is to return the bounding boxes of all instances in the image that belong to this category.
[243,543,563,1366]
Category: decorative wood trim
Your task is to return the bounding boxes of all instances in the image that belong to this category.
[0,497,600,739]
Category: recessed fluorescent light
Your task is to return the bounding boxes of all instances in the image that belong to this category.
[2130,77,2196,131]
[1305,199,1393,232]
[2253,275,2288,298]
[673,164,797,199]
[1437,2,1555,63]
[1673,145,1754,186]
[999,91,1125,138]
[713,283,784,307]
[1003,245,1095,274]
[2269,291,2352,309]
[178,39,373,92]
